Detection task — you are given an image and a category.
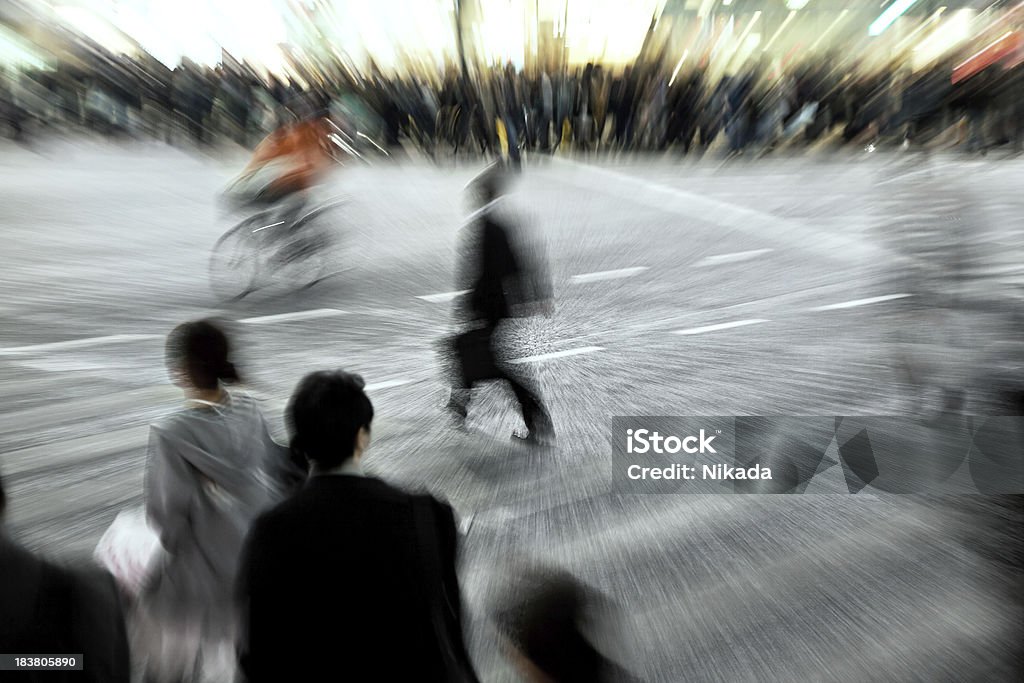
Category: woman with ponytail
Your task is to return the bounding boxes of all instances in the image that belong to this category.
[138,319,303,683]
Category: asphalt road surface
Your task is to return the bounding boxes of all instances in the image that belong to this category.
[1,141,1022,682]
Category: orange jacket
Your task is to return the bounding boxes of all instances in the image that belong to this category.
[245,119,333,193]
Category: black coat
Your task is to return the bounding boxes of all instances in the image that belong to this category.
[470,216,520,323]
[458,205,551,325]
[236,475,465,682]
[0,536,130,683]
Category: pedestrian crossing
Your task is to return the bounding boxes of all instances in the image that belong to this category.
[3,153,1022,680]
[4,362,1015,681]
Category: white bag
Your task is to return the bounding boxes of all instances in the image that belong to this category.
[94,507,162,598]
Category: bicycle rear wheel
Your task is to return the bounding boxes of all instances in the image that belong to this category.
[209,215,266,300]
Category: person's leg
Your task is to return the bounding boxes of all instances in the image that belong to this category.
[196,612,236,683]
[540,114,552,152]
[503,370,552,438]
[446,329,478,428]
[447,387,471,426]
[145,618,199,683]
[491,321,553,441]
[505,116,522,168]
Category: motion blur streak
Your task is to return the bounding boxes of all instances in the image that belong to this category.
[1,0,1023,682]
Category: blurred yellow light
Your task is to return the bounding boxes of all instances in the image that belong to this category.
[561,0,665,65]
[894,7,946,52]
[912,8,973,69]
[479,0,526,67]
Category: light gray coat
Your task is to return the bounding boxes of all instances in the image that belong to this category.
[143,392,294,635]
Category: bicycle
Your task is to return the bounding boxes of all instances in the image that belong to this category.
[209,194,348,301]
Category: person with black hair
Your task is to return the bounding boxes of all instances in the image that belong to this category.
[236,369,477,682]
[498,570,639,683]
[138,320,302,683]
[0,473,131,682]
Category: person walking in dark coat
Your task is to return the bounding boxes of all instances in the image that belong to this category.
[236,370,477,682]
[0,474,131,683]
[447,164,555,446]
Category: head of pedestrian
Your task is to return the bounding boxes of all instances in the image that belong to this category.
[499,570,611,683]
[165,319,240,401]
[466,162,509,210]
[286,370,374,475]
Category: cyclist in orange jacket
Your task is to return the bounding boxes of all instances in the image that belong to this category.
[228,95,338,223]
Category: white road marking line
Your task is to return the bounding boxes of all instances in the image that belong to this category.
[570,267,648,283]
[261,378,416,413]
[11,358,126,372]
[552,158,883,260]
[237,308,346,324]
[0,334,161,356]
[695,249,774,267]
[673,319,770,335]
[507,346,604,364]
[422,269,648,302]
[810,294,912,311]
[417,290,470,303]
[556,283,858,345]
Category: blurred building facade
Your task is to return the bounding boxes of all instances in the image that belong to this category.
[4,0,1023,78]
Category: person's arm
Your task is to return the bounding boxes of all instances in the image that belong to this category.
[524,229,554,314]
[434,501,462,618]
[258,411,306,498]
[431,498,479,681]
[235,517,291,683]
[498,220,554,317]
[144,426,193,556]
[235,524,258,682]
[452,225,479,321]
[241,128,284,174]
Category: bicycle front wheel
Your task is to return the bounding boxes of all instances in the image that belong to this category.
[209,217,265,300]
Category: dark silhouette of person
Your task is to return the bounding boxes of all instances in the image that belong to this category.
[236,370,476,682]
[0,473,131,683]
[447,164,555,446]
[498,570,639,683]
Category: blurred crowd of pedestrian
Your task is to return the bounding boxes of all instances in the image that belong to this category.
[0,165,631,682]
[4,37,1024,159]
[0,319,629,683]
